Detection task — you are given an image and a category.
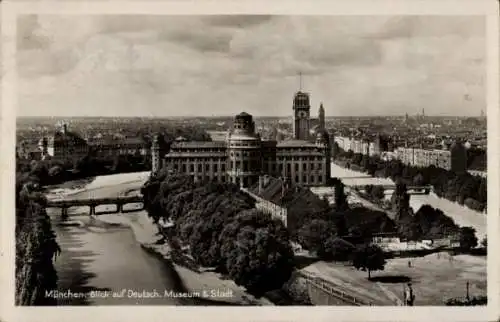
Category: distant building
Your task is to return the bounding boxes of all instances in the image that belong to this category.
[38,122,88,160]
[87,137,147,157]
[392,139,468,173]
[394,147,451,171]
[37,122,148,161]
[334,135,382,157]
[162,90,331,188]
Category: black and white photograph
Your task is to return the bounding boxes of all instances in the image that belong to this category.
[2,1,499,321]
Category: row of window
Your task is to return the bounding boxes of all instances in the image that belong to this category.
[167,155,325,163]
[168,157,226,162]
[265,162,324,173]
[229,151,261,158]
[233,160,260,172]
[173,148,226,153]
[167,160,324,174]
[186,173,323,186]
[172,163,227,173]
[267,156,323,161]
[228,142,259,147]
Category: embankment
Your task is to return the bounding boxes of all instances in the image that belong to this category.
[97,211,274,306]
[15,202,59,305]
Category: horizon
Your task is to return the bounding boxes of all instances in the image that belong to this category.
[16,114,486,120]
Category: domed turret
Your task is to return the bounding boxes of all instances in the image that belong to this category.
[228,112,262,188]
[233,112,255,136]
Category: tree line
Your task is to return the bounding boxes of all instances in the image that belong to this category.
[332,144,487,212]
[15,168,60,305]
[141,170,295,296]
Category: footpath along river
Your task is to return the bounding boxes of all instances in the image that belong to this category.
[46,172,237,306]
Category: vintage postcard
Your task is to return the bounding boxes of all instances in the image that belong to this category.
[1,1,499,322]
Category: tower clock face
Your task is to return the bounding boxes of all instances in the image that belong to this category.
[298,111,307,118]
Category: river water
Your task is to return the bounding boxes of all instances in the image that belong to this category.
[329,163,487,240]
[47,172,232,306]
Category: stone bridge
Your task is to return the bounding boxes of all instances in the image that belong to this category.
[46,195,144,218]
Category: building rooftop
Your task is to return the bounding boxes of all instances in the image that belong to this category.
[47,131,88,146]
[236,111,252,118]
[276,139,317,148]
[171,141,227,149]
[248,175,327,210]
[88,137,144,146]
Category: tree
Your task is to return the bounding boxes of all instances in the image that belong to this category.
[324,237,355,261]
[392,181,410,221]
[481,236,487,248]
[298,219,338,258]
[220,210,295,296]
[459,226,478,250]
[353,153,363,166]
[413,173,425,186]
[15,170,59,305]
[365,157,378,176]
[351,244,386,280]
[371,186,385,200]
[361,155,370,170]
[477,178,487,205]
[29,161,49,185]
[332,142,340,159]
[333,179,348,211]
[397,213,422,241]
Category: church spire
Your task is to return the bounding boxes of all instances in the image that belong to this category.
[319,102,325,132]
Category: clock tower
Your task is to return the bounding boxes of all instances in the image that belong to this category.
[292,91,311,140]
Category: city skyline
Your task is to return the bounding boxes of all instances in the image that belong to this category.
[18,15,486,117]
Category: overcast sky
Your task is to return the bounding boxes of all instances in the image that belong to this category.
[17,15,485,117]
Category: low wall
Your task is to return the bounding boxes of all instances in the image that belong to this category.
[297,271,367,306]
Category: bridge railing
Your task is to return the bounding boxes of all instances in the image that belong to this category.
[46,195,144,207]
[297,270,366,306]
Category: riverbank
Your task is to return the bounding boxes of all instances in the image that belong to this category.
[330,161,486,241]
[96,211,274,306]
[45,171,150,200]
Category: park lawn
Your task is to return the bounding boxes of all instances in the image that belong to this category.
[302,252,486,306]
[381,252,486,305]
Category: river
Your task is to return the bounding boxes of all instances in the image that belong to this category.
[329,163,487,240]
[46,172,236,306]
